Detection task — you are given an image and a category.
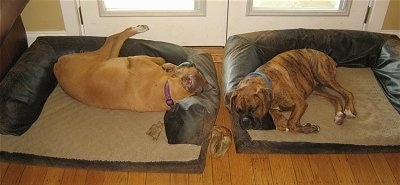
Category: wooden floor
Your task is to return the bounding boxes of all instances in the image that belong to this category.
[1,48,399,185]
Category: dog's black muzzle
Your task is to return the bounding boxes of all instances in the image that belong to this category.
[239,114,276,130]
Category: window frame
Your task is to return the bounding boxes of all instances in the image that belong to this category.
[246,0,353,16]
[98,0,206,17]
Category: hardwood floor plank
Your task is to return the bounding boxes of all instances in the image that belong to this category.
[291,154,315,184]
[0,162,9,182]
[369,154,397,185]
[308,155,339,185]
[61,168,87,185]
[188,155,213,185]
[252,157,274,185]
[329,154,357,185]
[229,153,255,185]
[18,165,47,185]
[127,172,146,185]
[43,167,64,185]
[211,156,232,185]
[187,173,203,185]
[269,154,297,185]
[346,154,381,185]
[85,170,105,185]
[211,71,232,185]
[146,173,170,185]
[1,163,25,185]
[384,153,400,184]
[103,171,128,185]
[170,173,188,185]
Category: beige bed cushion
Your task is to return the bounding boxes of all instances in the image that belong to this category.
[249,68,400,145]
[1,86,200,162]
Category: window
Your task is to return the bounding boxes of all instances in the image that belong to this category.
[98,0,206,16]
[247,0,352,15]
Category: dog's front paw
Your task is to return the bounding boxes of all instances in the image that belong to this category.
[276,126,289,132]
[292,123,320,133]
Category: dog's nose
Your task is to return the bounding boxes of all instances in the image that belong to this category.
[242,117,251,125]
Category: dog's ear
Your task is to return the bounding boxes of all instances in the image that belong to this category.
[162,63,177,73]
[180,74,214,94]
[224,91,236,110]
[256,87,273,112]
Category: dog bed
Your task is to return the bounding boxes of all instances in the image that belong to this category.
[0,36,219,172]
[223,29,400,153]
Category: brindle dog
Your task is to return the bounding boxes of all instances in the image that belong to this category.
[225,49,356,133]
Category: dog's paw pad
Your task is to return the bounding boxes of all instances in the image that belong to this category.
[344,109,356,119]
[132,25,149,33]
[335,111,345,125]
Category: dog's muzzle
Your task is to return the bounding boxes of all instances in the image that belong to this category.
[239,114,276,130]
[239,115,260,130]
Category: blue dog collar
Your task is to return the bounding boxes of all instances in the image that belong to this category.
[249,71,271,88]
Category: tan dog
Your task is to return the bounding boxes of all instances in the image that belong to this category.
[54,25,212,112]
[208,125,232,157]
[225,49,356,133]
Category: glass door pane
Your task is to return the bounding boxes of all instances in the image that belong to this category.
[248,0,352,15]
[79,0,227,46]
[99,0,205,16]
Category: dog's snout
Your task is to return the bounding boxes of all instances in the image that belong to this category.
[242,117,251,125]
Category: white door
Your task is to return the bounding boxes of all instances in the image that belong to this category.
[227,0,389,37]
[63,0,389,46]
[78,0,228,46]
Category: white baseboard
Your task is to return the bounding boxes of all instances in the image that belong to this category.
[26,31,68,46]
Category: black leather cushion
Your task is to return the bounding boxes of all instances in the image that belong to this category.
[0,36,220,145]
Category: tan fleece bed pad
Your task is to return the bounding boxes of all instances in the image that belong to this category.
[1,86,200,162]
[248,68,400,146]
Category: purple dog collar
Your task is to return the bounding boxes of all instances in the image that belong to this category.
[164,81,175,106]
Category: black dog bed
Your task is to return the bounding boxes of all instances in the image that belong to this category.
[223,29,400,153]
[0,36,219,172]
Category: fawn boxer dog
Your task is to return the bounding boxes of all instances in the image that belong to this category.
[225,49,357,133]
[54,25,212,112]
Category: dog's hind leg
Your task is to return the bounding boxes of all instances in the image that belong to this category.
[314,87,346,125]
[94,25,150,60]
[313,54,357,119]
[326,80,357,118]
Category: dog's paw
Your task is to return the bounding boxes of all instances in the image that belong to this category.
[344,109,356,119]
[276,126,289,132]
[297,123,320,134]
[335,111,345,125]
[132,25,149,33]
